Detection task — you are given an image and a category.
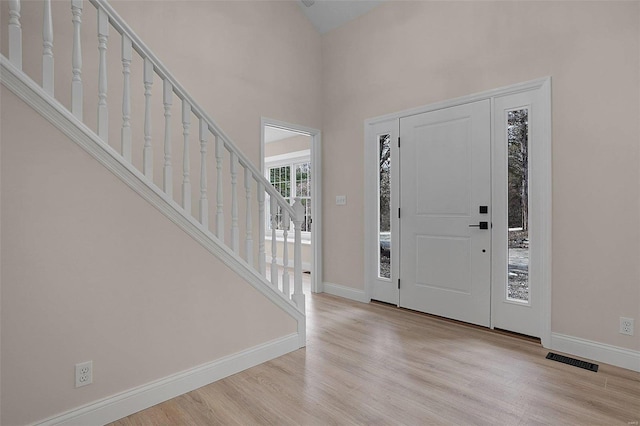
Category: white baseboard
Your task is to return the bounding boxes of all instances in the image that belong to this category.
[266,256,311,272]
[323,281,369,303]
[34,334,301,426]
[550,333,640,372]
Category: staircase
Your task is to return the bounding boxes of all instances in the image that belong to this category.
[1,0,305,370]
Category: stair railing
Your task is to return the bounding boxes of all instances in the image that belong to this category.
[4,0,305,313]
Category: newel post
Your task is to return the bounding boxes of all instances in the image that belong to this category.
[292,197,305,312]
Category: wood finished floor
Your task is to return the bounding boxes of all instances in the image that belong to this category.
[110,292,640,425]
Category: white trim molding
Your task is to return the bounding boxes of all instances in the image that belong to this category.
[323,282,369,303]
[369,78,553,124]
[33,334,301,426]
[550,333,640,373]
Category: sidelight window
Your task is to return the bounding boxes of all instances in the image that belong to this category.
[507,109,529,302]
[379,133,391,279]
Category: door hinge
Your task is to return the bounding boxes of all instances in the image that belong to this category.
[398,137,401,148]
[398,279,400,289]
[398,208,401,219]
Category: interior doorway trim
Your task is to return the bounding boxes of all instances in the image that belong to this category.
[364,77,552,347]
[261,117,323,294]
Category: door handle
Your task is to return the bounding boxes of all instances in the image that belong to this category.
[469,221,489,230]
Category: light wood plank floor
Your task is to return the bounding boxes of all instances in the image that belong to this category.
[111,292,640,425]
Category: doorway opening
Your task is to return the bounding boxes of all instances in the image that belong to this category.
[261,118,322,294]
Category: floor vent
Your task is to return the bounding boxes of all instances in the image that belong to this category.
[546,352,598,372]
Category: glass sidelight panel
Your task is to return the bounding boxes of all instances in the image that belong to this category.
[507,109,529,302]
[379,134,391,279]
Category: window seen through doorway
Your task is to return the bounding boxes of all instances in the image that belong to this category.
[268,162,311,232]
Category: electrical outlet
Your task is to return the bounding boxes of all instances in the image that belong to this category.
[75,361,93,388]
[336,195,347,206]
[620,317,634,336]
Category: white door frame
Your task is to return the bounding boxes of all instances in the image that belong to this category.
[364,77,552,347]
[261,118,323,294]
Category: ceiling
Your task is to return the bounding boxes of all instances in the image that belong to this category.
[296,0,385,34]
[264,126,308,144]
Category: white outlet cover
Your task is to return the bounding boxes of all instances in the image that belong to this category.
[620,317,634,336]
[336,195,347,205]
[75,361,93,388]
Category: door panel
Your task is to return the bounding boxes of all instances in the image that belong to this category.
[368,120,399,305]
[491,90,542,338]
[415,119,471,216]
[399,100,491,327]
[415,235,471,293]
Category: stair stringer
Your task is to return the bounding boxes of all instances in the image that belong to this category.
[0,56,306,348]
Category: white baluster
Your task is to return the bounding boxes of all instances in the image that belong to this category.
[292,198,305,311]
[244,167,253,265]
[121,35,132,162]
[71,0,83,120]
[230,152,239,254]
[163,79,173,197]
[97,8,109,142]
[199,118,208,228]
[42,0,54,96]
[182,100,191,214]
[215,135,225,240]
[143,58,153,178]
[270,196,278,287]
[8,0,22,70]
[282,209,290,298]
[258,182,266,276]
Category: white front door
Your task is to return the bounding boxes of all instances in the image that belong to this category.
[399,100,492,326]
